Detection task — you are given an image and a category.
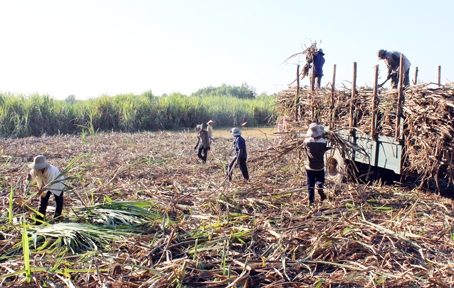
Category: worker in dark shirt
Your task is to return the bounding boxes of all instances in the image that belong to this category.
[194,124,211,163]
[226,127,249,181]
[377,49,411,89]
[302,123,329,205]
[313,48,325,89]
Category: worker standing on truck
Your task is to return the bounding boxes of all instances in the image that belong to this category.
[377,49,411,89]
[302,123,328,205]
[313,48,325,89]
[194,124,211,163]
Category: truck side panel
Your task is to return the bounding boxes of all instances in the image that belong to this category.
[337,129,403,174]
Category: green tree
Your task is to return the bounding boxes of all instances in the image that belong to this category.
[65,95,76,104]
[192,83,257,99]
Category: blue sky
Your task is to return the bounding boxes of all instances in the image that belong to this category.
[0,0,453,99]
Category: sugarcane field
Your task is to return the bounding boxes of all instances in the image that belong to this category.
[2,47,454,287]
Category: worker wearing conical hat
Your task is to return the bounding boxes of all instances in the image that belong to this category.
[27,155,65,223]
[206,120,215,143]
[302,123,328,205]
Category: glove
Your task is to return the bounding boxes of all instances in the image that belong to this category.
[36,188,47,197]
[387,73,397,80]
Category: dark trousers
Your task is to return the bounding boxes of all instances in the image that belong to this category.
[391,68,410,89]
[197,147,209,163]
[37,191,64,220]
[314,74,323,89]
[228,157,249,181]
[306,169,326,203]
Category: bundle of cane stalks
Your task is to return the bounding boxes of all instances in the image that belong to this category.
[275,82,454,188]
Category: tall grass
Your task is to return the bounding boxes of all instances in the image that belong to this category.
[0,92,276,137]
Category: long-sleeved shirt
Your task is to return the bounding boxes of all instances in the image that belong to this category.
[233,136,247,159]
[313,53,325,76]
[384,50,411,74]
[303,137,328,171]
[207,125,214,139]
[29,165,65,196]
[196,130,211,149]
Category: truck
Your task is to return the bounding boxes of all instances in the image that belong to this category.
[277,59,454,193]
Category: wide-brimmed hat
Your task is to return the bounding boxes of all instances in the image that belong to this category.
[377,49,386,60]
[28,155,50,169]
[230,127,241,137]
[318,48,325,55]
[195,124,203,131]
[207,120,215,125]
[306,123,324,138]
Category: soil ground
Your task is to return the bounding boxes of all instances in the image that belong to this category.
[1,131,454,287]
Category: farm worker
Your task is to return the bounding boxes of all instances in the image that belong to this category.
[377,49,411,89]
[282,116,288,132]
[27,155,65,222]
[194,124,211,163]
[302,123,328,205]
[206,120,215,143]
[226,127,249,182]
[313,48,325,89]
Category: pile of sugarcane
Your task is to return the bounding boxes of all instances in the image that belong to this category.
[276,82,454,188]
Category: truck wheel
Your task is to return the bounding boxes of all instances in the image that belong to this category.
[325,149,346,184]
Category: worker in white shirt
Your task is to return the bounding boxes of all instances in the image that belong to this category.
[27,155,65,223]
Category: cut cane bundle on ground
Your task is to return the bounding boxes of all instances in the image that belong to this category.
[1,131,454,287]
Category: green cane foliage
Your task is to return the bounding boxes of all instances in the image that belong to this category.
[10,201,166,255]
[22,223,31,283]
[29,222,129,253]
[89,95,121,132]
[72,200,165,226]
[315,279,325,288]
[0,266,107,281]
[8,185,14,224]
[0,88,276,137]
